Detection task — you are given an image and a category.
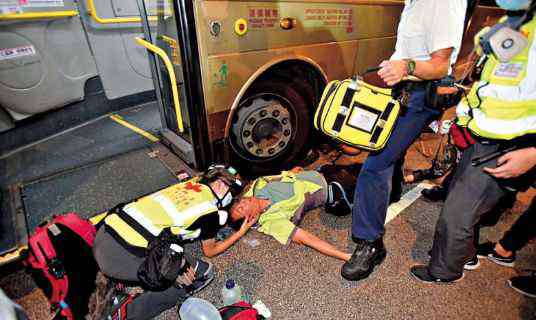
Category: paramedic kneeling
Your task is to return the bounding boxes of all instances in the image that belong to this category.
[342,0,467,281]
[410,0,536,283]
[93,165,246,319]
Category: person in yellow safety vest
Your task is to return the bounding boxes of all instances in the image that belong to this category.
[93,164,252,320]
[411,0,536,284]
[229,167,352,262]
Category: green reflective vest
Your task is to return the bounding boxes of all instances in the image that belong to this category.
[104,178,218,250]
[457,16,536,140]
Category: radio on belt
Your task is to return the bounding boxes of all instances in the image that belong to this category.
[234,18,248,36]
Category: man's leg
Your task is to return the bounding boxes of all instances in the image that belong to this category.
[351,89,440,241]
[499,197,536,253]
[93,229,209,320]
[415,143,507,281]
[343,89,440,280]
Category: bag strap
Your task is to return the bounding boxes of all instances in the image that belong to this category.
[52,213,96,247]
[331,80,358,134]
[25,225,72,318]
[368,100,397,148]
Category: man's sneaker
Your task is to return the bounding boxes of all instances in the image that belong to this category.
[476,242,516,268]
[508,273,536,298]
[325,182,352,216]
[410,265,464,284]
[341,237,386,281]
[464,256,480,271]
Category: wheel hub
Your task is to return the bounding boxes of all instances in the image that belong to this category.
[237,99,292,159]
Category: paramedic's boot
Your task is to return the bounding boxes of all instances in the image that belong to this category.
[341,237,386,281]
[325,182,352,216]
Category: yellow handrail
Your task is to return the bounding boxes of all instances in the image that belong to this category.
[0,10,78,21]
[86,0,157,24]
[135,36,184,133]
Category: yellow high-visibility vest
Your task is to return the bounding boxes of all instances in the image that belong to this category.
[457,16,536,140]
[104,178,218,251]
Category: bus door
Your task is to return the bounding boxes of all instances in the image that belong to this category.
[135,0,212,170]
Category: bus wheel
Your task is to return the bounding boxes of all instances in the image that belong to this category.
[230,81,311,174]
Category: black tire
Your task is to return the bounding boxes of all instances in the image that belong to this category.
[229,80,312,175]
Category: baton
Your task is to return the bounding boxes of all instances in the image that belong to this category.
[471,145,517,166]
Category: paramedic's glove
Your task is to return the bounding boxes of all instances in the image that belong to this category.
[474,26,491,56]
[378,60,408,86]
[484,147,536,179]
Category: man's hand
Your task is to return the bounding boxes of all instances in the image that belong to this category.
[239,214,259,235]
[290,166,304,173]
[176,266,196,287]
[484,148,536,179]
[377,60,408,86]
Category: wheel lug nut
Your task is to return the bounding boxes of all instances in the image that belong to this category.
[282,118,289,125]
[260,110,268,117]
[272,110,280,117]
[243,130,251,137]
[256,149,263,155]
[284,129,290,136]
[247,142,254,148]
[268,148,275,154]
[279,141,286,147]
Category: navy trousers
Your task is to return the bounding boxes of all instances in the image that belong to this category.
[352,88,440,240]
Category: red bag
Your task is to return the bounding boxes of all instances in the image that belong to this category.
[449,122,476,150]
[23,213,98,320]
[219,301,265,320]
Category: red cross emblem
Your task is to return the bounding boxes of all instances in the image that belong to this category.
[185,182,203,193]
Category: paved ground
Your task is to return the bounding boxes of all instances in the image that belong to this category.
[1,125,535,319]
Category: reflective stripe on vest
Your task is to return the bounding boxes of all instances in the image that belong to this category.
[104,179,218,249]
[459,16,536,140]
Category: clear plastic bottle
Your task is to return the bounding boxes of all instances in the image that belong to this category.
[179,297,222,320]
[221,279,243,306]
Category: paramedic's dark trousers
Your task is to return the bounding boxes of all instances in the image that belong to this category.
[429,142,533,279]
[352,87,440,240]
[93,229,204,320]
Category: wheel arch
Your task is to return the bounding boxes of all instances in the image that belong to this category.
[223,56,328,140]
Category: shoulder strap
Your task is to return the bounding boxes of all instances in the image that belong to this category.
[52,213,96,247]
[25,223,71,316]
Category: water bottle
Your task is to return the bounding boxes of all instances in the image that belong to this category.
[221,279,243,306]
[179,297,222,320]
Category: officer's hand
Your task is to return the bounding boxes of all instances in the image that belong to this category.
[484,148,536,179]
[176,266,196,287]
[378,60,408,86]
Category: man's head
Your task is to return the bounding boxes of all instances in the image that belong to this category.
[230,196,263,222]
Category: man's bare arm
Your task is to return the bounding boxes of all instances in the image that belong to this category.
[201,216,257,258]
[378,47,454,86]
[291,228,351,261]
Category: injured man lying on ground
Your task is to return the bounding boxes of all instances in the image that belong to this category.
[91,165,354,319]
[230,167,353,262]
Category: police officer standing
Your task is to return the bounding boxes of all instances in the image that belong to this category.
[411,0,536,283]
[341,0,467,281]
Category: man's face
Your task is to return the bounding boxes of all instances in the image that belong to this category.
[230,197,262,221]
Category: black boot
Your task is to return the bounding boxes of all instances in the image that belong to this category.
[341,237,386,281]
[421,186,448,202]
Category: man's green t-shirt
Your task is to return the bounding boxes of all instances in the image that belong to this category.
[245,170,326,244]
